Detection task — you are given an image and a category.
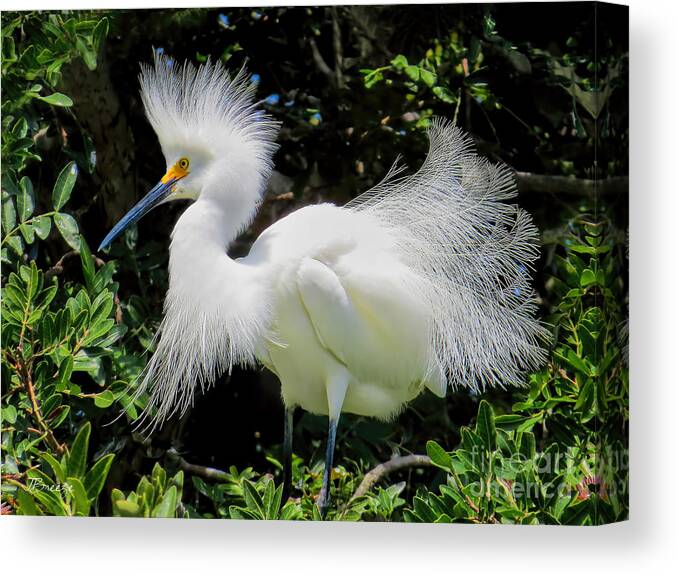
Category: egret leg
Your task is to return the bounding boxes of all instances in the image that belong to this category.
[317,416,340,518]
[282,406,295,502]
[317,372,349,518]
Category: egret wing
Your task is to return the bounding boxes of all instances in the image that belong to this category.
[295,256,444,394]
[295,258,354,367]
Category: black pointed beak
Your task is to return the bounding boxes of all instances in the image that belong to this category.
[98,178,178,251]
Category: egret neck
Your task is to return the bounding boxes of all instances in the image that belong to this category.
[164,173,272,382]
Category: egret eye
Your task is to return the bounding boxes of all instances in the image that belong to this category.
[178,157,190,171]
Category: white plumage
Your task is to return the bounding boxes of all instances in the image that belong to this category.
[101,55,548,514]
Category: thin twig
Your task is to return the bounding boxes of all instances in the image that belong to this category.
[45,251,78,279]
[262,192,294,205]
[9,351,65,455]
[449,467,480,514]
[350,454,432,500]
[45,250,106,279]
[113,294,123,324]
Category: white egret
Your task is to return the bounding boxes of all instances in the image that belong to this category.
[99,55,548,516]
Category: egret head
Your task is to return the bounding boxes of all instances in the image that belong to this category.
[98,54,280,251]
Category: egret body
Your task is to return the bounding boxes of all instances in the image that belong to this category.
[100,56,548,516]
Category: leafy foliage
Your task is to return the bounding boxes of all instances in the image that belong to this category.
[111,463,184,518]
[2,12,108,181]
[403,214,628,525]
[6,422,114,516]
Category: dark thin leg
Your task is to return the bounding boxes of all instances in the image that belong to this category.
[317,417,339,519]
[282,406,294,502]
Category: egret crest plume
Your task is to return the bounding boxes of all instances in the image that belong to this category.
[140,53,279,194]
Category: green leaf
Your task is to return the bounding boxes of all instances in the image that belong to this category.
[19,222,35,244]
[229,505,260,520]
[271,484,284,519]
[90,290,114,321]
[75,36,97,70]
[242,480,264,517]
[12,117,28,138]
[52,161,78,210]
[2,194,17,233]
[561,500,593,526]
[67,421,91,478]
[57,356,74,391]
[405,65,420,82]
[2,35,17,63]
[455,448,481,475]
[555,348,591,376]
[15,489,43,516]
[460,427,484,453]
[280,503,302,520]
[569,243,602,255]
[574,377,596,421]
[92,17,109,51]
[362,69,383,88]
[67,477,91,516]
[494,414,527,429]
[110,488,125,506]
[151,462,167,491]
[475,400,497,451]
[90,324,126,348]
[93,390,115,408]
[51,405,71,429]
[151,485,178,518]
[41,393,62,420]
[432,85,457,103]
[79,236,95,290]
[517,414,542,433]
[262,479,277,519]
[390,54,408,69]
[39,451,67,484]
[37,92,73,107]
[54,212,80,249]
[426,440,453,470]
[518,432,536,460]
[412,495,437,523]
[84,453,115,499]
[2,404,18,424]
[29,483,67,516]
[114,499,141,517]
[169,471,184,502]
[580,269,596,287]
[32,215,52,239]
[17,176,34,222]
[420,68,436,87]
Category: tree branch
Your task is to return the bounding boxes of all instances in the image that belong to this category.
[166,448,231,482]
[331,7,345,89]
[308,37,335,82]
[345,7,392,60]
[350,454,432,500]
[515,172,628,197]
